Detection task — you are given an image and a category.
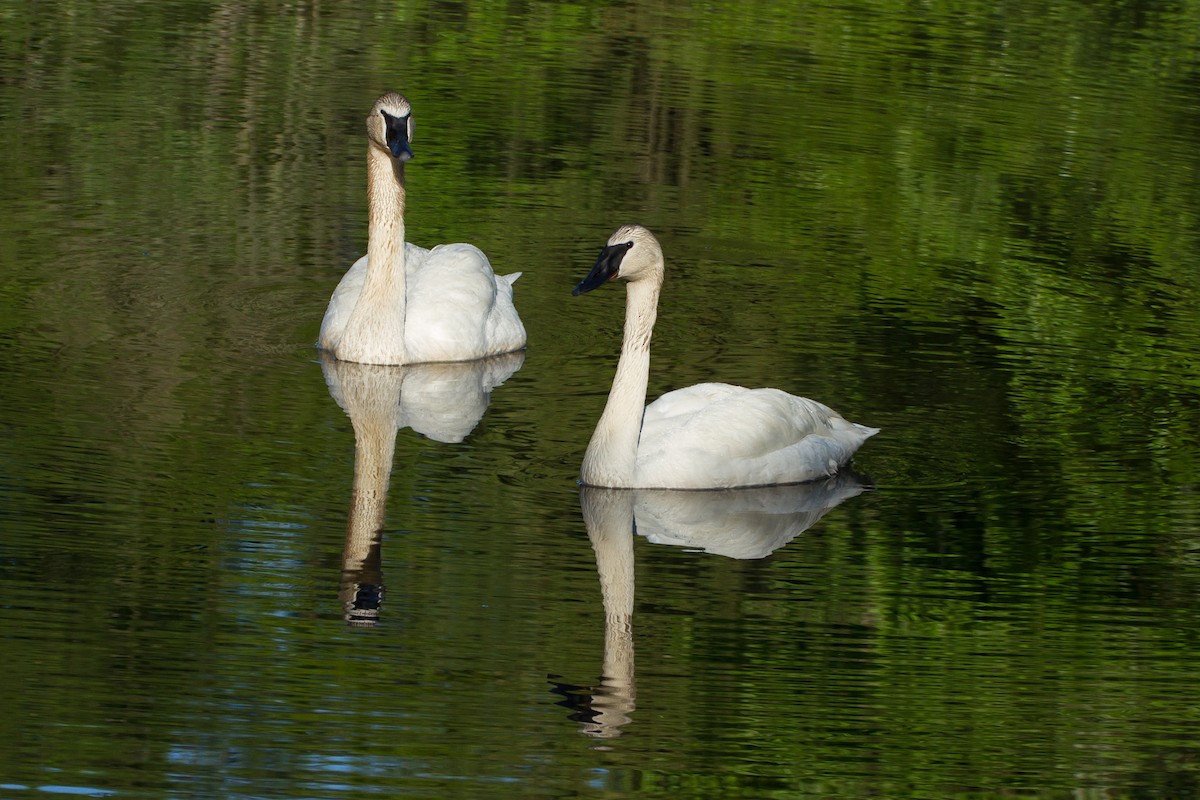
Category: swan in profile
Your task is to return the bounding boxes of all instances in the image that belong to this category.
[572,224,878,489]
[319,91,526,365]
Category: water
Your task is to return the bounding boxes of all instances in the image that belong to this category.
[1,1,1199,797]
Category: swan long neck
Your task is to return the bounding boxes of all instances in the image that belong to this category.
[580,278,661,487]
[345,147,408,362]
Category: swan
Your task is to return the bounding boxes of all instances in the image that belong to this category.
[572,224,878,489]
[318,92,526,365]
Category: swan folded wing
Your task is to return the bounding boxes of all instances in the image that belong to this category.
[638,385,876,489]
[486,269,527,353]
[404,243,526,361]
[640,382,744,425]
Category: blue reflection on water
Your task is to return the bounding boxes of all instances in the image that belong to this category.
[36,786,118,797]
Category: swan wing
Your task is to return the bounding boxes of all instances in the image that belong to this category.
[404,243,527,362]
[637,383,878,489]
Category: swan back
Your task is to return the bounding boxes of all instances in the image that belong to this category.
[403,243,526,363]
[637,384,878,489]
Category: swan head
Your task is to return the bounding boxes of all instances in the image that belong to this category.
[572,224,663,296]
[367,92,414,162]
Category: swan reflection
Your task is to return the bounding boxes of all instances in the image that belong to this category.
[320,350,524,625]
[632,472,871,560]
[561,473,870,738]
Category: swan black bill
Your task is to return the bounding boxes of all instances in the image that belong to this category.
[381,110,413,161]
[572,241,633,296]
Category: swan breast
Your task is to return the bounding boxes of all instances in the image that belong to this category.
[320,243,526,362]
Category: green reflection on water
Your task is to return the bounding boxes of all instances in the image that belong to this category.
[0,1,1198,798]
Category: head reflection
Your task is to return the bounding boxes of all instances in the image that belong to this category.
[561,473,871,738]
[320,351,524,626]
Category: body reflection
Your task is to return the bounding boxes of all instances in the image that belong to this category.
[320,351,524,625]
[562,473,870,738]
[632,472,871,559]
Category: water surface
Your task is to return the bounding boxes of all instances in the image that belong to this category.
[1,1,1199,798]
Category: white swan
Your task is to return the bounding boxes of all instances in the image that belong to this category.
[319,92,526,365]
[572,224,878,489]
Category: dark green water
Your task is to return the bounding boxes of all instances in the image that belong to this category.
[1,2,1199,798]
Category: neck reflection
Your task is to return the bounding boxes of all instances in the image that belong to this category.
[320,351,525,626]
[564,472,871,738]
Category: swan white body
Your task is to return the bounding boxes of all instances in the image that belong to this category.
[573,224,878,490]
[318,92,526,365]
[321,243,525,364]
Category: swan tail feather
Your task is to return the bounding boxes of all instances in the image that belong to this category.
[829,416,881,441]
